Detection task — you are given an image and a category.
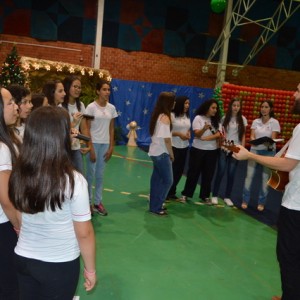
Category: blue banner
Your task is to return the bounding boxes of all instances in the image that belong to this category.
[110,79,214,146]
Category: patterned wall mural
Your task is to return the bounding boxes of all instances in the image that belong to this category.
[1,0,300,70]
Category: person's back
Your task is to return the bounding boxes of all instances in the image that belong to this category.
[9,106,96,299]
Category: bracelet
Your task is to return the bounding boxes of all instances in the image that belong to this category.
[84,267,96,275]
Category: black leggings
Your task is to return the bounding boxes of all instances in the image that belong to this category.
[0,221,19,300]
[15,254,80,300]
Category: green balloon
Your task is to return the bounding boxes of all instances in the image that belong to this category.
[211,0,227,13]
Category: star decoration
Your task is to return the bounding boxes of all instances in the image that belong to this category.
[45,65,51,71]
[88,70,94,76]
[99,72,103,78]
[69,66,75,73]
[107,76,112,82]
[147,92,152,97]
[117,110,122,116]
[198,92,205,99]
[81,69,85,75]
[126,100,131,105]
[143,108,148,115]
[33,63,40,70]
[56,65,62,72]
[112,86,118,92]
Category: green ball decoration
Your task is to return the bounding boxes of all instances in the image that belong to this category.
[211,0,227,13]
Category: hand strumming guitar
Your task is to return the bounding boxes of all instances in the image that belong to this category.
[232,145,250,160]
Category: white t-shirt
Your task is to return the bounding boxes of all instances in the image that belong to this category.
[68,102,86,150]
[192,115,222,150]
[171,113,191,149]
[15,171,91,262]
[222,115,248,145]
[250,117,281,151]
[148,114,172,156]
[0,143,12,224]
[281,124,300,211]
[86,101,118,144]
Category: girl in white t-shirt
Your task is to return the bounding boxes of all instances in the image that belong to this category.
[0,87,20,299]
[242,100,280,211]
[9,106,96,299]
[63,76,90,174]
[148,92,175,215]
[85,80,118,216]
[180,99,222,204]
[166,96,191,201]
[212,98,247,206]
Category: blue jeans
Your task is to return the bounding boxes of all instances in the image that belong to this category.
[243,149,275,205]
[71,149,84,174]
[212,150,238,199]
[86,143,109,205]
[149,153,173,213]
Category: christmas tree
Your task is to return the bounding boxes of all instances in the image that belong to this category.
[0,46,25,87]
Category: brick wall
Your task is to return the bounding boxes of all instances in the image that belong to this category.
[1,34,300,91]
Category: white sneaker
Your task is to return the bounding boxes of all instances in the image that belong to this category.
[211,197,218,205]
[224,198,234,207]
[177,195,187,203]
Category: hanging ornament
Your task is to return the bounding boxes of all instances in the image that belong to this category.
[211,0,227,13]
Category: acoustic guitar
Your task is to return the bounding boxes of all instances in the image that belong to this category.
[267,139,290,192]
[221,140,240,154]
[267,170,289,192]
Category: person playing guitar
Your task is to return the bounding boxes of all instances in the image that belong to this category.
[232,82,300,300]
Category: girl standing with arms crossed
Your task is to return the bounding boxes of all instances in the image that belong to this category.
[242,100,280,211]
[85,80,118,216]
[166,95,191,201]
[211,98,247,206]
[148,92,175,215]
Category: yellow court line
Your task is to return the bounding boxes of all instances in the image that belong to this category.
[103,188,114,192]
[138,194,149,198]
[120,191,131,195]
[112,154,152,163]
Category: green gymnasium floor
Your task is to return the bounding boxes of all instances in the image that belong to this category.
[75,145,281,300]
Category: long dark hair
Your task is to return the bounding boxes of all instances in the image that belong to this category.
[42,80,63,106]
[0,87,19,164]
[195,99,221,129]
[62,75,82,111]
[223,98,245,141]
[173,96,189,118]
[7,84,30,105]
[9,106,75,214]
[149,92,175,136]
[259,100,275,118]
[96,79,110,91]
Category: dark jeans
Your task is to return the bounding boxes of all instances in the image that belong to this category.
[277,206,300,300]
[0,222,19,300]
[149,153,173,213]
[212,150,238,198]
[182,147,219,200]
[168,146,189,197]
[15,255,80,300]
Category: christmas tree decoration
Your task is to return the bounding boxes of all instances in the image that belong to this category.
[0,46,26,87]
